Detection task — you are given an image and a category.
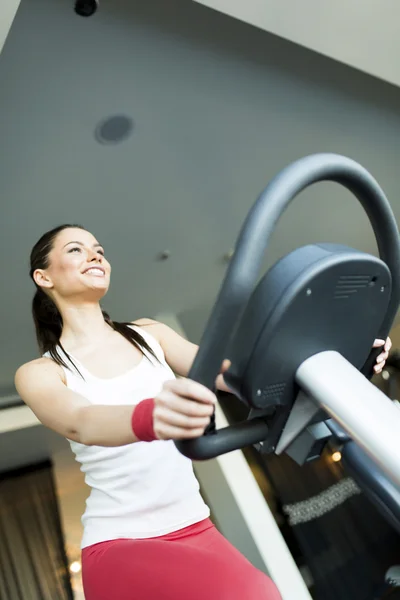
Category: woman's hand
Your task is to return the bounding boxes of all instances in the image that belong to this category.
[153,379,216,440]
[215,359,233,393]
[373,337,392,374]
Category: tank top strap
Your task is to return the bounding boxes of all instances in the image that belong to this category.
[129,324,166,364]
[43,347,84,378]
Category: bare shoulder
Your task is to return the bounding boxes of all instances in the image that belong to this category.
[132,317,159,327]
[131,318,164,340]
[132,318,197,377]
[15,357,65,385]
[14,357,88,442]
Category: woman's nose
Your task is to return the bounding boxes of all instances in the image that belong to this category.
[88,249,102,262]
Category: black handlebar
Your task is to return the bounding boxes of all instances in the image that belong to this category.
[175,153,400,461]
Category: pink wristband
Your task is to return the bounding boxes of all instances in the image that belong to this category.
[131,398,157,442]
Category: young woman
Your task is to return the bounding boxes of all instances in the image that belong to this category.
[15,225,390,600]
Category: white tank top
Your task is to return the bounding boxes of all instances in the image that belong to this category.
[50,326,210,549]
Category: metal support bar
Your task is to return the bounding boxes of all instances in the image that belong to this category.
[296,351,400,487]
[275,390,324,455]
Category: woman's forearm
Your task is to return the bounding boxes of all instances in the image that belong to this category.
[78,404,139,447]
[78,379,215,446]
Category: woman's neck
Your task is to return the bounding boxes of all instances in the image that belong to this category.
[59,302,113,348]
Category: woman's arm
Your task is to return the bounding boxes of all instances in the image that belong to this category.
[15,358,141,446]
[15,358,215,447]
[136,318,391,380]
[135,318,232,392]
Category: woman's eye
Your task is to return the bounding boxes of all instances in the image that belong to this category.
[98,250,105,256]
[69,247,82,253]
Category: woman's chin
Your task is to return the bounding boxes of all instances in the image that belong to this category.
[84,283,109,299]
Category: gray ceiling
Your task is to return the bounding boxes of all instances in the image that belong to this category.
[1,0,400,396]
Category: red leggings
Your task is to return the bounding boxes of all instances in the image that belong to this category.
[82,518,282,600]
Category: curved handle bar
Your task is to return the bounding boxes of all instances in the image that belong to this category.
[175,153,400,460]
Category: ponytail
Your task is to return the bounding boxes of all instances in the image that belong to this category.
[101,310,160,366]
[32,287,62,354]
[32,286,84,375]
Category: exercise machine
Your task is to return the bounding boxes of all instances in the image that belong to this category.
[175,153,400,536]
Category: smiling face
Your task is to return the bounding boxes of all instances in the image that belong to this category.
[33,227,111,302]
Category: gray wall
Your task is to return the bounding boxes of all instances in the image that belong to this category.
[1,0,400,388]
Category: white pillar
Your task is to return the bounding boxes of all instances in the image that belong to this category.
[51,434,88,600]
[154,312,311,600]
[0,405,39,434]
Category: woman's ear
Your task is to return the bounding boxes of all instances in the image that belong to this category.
[33,269,54,290]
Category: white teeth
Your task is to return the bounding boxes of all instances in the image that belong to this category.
[85,268,104,277]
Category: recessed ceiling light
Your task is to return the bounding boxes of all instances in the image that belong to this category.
[95,115,134,145]
[157,250,171,261]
